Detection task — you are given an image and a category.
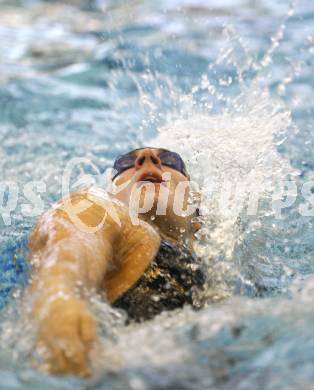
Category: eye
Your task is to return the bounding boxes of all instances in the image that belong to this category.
[159,151,182,171]
[113,154,135,174]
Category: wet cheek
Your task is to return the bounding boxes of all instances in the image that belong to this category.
[169,180,181,193]
[115,172,133,186]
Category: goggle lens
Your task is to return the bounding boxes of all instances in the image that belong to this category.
[112,148,187,179]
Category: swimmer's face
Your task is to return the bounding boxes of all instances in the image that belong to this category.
[112,148,194,238]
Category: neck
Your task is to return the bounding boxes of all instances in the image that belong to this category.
[140,212,192,246]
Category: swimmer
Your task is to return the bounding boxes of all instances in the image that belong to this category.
[28,147,206,377]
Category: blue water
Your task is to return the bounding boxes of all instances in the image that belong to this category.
[0,0,314,388]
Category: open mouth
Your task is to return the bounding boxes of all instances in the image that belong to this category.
[138,171,163,183]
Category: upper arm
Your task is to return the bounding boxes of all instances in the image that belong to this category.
[28,192,114,289]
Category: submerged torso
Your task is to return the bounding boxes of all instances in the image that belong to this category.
[113,240,207,322]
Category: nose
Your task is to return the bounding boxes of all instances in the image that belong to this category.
[134,149,162,170]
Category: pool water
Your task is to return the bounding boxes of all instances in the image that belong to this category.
[0,0,314,388]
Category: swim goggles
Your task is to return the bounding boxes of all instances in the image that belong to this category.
[112,147,188,180]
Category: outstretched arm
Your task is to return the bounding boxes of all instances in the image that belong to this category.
[28,190,160,376]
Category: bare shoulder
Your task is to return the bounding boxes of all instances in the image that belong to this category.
[103,214,161,303]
